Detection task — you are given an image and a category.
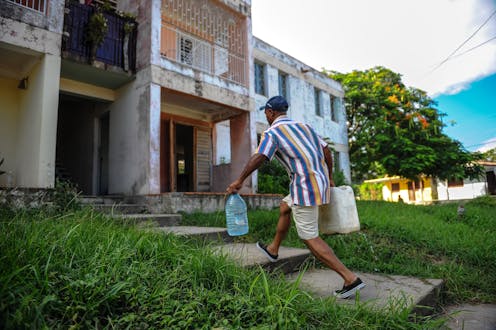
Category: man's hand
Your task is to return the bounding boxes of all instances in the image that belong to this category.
[226,153,268,194]
[329,179,336,188]
[226,179,243,194]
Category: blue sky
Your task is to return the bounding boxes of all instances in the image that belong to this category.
[436,74,496,151]
[251,0,496,152]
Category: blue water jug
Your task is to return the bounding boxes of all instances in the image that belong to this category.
[225,193,249,236]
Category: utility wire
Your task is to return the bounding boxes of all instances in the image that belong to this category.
[430,9,496,72]
[450,35,496,59]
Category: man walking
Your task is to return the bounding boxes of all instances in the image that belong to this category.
[226,96,365,298]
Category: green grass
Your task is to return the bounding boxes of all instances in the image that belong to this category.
[0,206,447,329]
[183,196,496,304]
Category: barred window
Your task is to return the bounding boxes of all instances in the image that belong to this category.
[314,88,322,116]
[255,61,266,96]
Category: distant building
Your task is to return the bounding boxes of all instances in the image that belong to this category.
[364,161,496,203]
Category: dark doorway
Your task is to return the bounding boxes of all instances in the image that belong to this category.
[98,112,109,195]
[175,124,194,192]
[487,171,496,195]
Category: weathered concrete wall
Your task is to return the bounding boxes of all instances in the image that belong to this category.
[151,64,251,111]
[108,69,161,195]
[214,120,231,164]
[130,192,282,214]
[117,0,159,71]
[230,111,253,192]
[0,0,65,34]
[0,188,53,209]
[0,77,19,187]
[16,54,60,188]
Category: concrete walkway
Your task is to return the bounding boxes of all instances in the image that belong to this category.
[140,224,495,329]
[442,304,496,330]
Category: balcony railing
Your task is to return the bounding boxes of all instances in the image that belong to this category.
[62,2,137,72]
[6,0,47,14]
[161,24,247,87]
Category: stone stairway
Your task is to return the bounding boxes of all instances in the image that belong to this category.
[79,195,182,226]
[153,224,444,316]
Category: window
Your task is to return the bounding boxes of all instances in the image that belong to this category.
[330,96,338,122]
[407,179,421,190]
[391,183,400,192]
[180,37,193,65]
[254,62,266,95]
[448,178,464,187]
[314,88,321,116]
[278,71,288,99]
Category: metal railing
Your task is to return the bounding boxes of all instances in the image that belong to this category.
[161,24,247,87]
[62,2,137,72]
[5,0,47,14]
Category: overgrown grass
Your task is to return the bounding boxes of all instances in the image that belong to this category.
[183,196,496,305]
[0,207,444,329]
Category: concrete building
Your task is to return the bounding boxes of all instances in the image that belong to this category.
[1,0,349,198]
[252,38,351,185]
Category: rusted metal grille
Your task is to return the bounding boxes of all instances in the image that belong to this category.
[6,0,47,14]
[161,0,247,87]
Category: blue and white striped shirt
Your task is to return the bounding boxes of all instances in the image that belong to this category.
[257,116,330,206]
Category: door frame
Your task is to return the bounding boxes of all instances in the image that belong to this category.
[160,113,212,192]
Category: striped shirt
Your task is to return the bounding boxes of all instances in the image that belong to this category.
[257,115,330,206]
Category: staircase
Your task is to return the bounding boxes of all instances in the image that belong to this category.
[80,195,444,316]
[79,195,182,227]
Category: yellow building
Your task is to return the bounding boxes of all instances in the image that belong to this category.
[364,176,433,204]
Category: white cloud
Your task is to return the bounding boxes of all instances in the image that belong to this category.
[252,0,496,96]
[478,137,496,152]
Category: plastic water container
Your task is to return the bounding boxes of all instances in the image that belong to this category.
[318,186,360,234]
[225,193,249,236]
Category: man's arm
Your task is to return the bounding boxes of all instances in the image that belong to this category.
[226,153,269,194]
[323,146,335,187]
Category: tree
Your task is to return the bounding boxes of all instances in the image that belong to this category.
[481,148,496,162]
[324,66,482,183]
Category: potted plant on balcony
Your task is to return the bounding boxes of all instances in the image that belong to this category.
[86,9,108,63]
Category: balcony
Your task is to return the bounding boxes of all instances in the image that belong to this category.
[161,24,247,87]
[62,1,137,74]
[5,0,47,14]
[160,0,248,87]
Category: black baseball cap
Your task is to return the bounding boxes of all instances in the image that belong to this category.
[259,96,289,112]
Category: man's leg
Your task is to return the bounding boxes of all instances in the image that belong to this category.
[303,237,357,285]
[292,204,360,287]
[266,201,291,256]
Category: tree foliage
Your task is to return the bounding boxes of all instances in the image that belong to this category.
[481,148,496,162]
[325,66,482,182]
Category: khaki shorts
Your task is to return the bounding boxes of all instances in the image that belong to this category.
[282,195,319,240]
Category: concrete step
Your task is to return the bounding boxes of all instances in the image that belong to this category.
[118,213,182,227]
[91,203,148,215]
[286,269,444,316]
[212,243,312,274]
[153,226,232,242]
[79,195,125,205]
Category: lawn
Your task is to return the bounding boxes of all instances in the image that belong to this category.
[1,196,494,329]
